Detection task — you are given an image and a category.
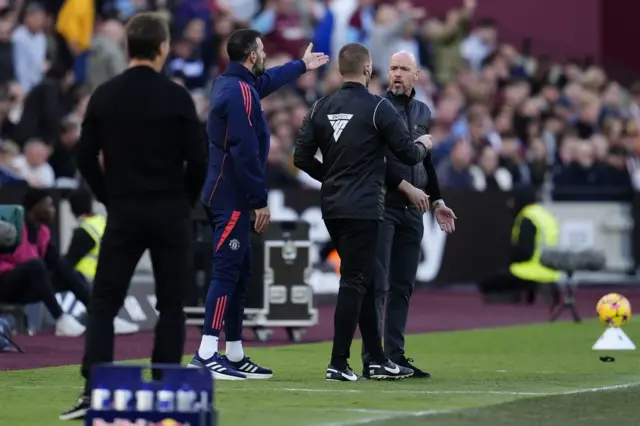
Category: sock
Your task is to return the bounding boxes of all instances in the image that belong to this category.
[198,335,219,359]
[225,341,244,362]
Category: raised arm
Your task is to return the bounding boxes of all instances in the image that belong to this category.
[256,43,329,98]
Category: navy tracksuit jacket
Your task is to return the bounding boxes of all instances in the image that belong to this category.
[200,60,306,335]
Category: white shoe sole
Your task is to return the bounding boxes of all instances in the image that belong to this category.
[243,372,273,379]
[186,362,246,380]
[59,408,87,421]
[55,330,84,337]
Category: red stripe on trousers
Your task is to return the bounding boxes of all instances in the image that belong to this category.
[216,211,241,252]
[211,295,228,330]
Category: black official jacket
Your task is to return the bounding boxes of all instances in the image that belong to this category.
[293,82,428,220]
[383,89,442,207]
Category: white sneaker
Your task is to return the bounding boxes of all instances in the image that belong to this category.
[114,317,139,335]
[55,314,85,337]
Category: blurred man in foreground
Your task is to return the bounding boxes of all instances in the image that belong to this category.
[362,51,457,379]
[63,12,207,420]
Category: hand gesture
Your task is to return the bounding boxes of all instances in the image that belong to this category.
[434,205,457,233]
[415,134,433,150]
[302,43,330,71]
[463,0,477,10]
[405,186,430,212]
[254,207,271,233]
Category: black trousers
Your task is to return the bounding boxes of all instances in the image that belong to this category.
[81,198,193,388]
[324,218,386,369]
[361,205,423,365]
[0,258,91,319]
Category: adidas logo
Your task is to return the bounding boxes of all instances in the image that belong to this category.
[328,114,353,142]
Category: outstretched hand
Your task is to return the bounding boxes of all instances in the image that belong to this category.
[302,43,330,71]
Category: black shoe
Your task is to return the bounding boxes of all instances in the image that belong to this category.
[362,363,370,379]
[393,356,431,379]
[326,364,360,382]
[368,360,413,380]
[60,394,90,420]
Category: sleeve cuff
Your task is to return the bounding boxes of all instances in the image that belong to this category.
[251,199,268,210]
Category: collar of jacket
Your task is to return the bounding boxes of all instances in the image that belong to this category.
[385,88,416,104]
[340,81,368,90]
[224,62,257,84]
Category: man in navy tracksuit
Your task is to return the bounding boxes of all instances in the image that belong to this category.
[188,29,328,380]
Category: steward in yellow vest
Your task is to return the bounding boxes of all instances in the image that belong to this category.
[478,187,561,303]
[65,188,139,335]
[66,190,106,281]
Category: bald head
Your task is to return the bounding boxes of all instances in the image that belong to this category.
[388,51,419,96]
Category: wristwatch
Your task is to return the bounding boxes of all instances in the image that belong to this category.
[432,199,445,210]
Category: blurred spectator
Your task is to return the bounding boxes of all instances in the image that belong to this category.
[12,138,55,187]
[423,0,475,85]
[460,16,497,72]
[49,118,79,180]
[15,67,76,145]
[56,0,96,83]
[0,19,14,84]
[252,0,306,59]
[470,145,512,191]
[12,3,48,93]
[370,2,424,80]
[0,140,23,185]
[346,0,375,46]
[436,139,474,188]
[87,19,126,90]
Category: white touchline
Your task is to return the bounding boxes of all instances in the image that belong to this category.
[310,382,640,426]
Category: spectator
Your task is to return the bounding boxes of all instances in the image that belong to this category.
[0,18,14,84]
[470,145,512,191]
[12,138,55,187]
[0,140,23,185]
[15,67,76,145]
[86,19,126,91]
[56,0,96,83]
[369,2,424,79]
[423,0,475,85]
[460,17,497,72]
[0,83,17,140]
[346,0,375,46]
[436,139,474,188]
[266,135,299,188]
[12,3,48,93]
[252,0,306,59]
[49,118,79,180]
[553,141,605,200]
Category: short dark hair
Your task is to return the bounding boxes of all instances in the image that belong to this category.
[68,188,94,217]
[125,12,169,61]
[338,43,370,76]
[227,29,262,63]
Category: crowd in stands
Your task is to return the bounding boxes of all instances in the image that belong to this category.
[0,0,639,202]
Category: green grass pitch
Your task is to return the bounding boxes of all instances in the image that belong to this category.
[1,321,639,426]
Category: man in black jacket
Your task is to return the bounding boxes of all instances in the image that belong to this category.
[61,12,207,420]
[361,51,457,379]
[294,43,431,382]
